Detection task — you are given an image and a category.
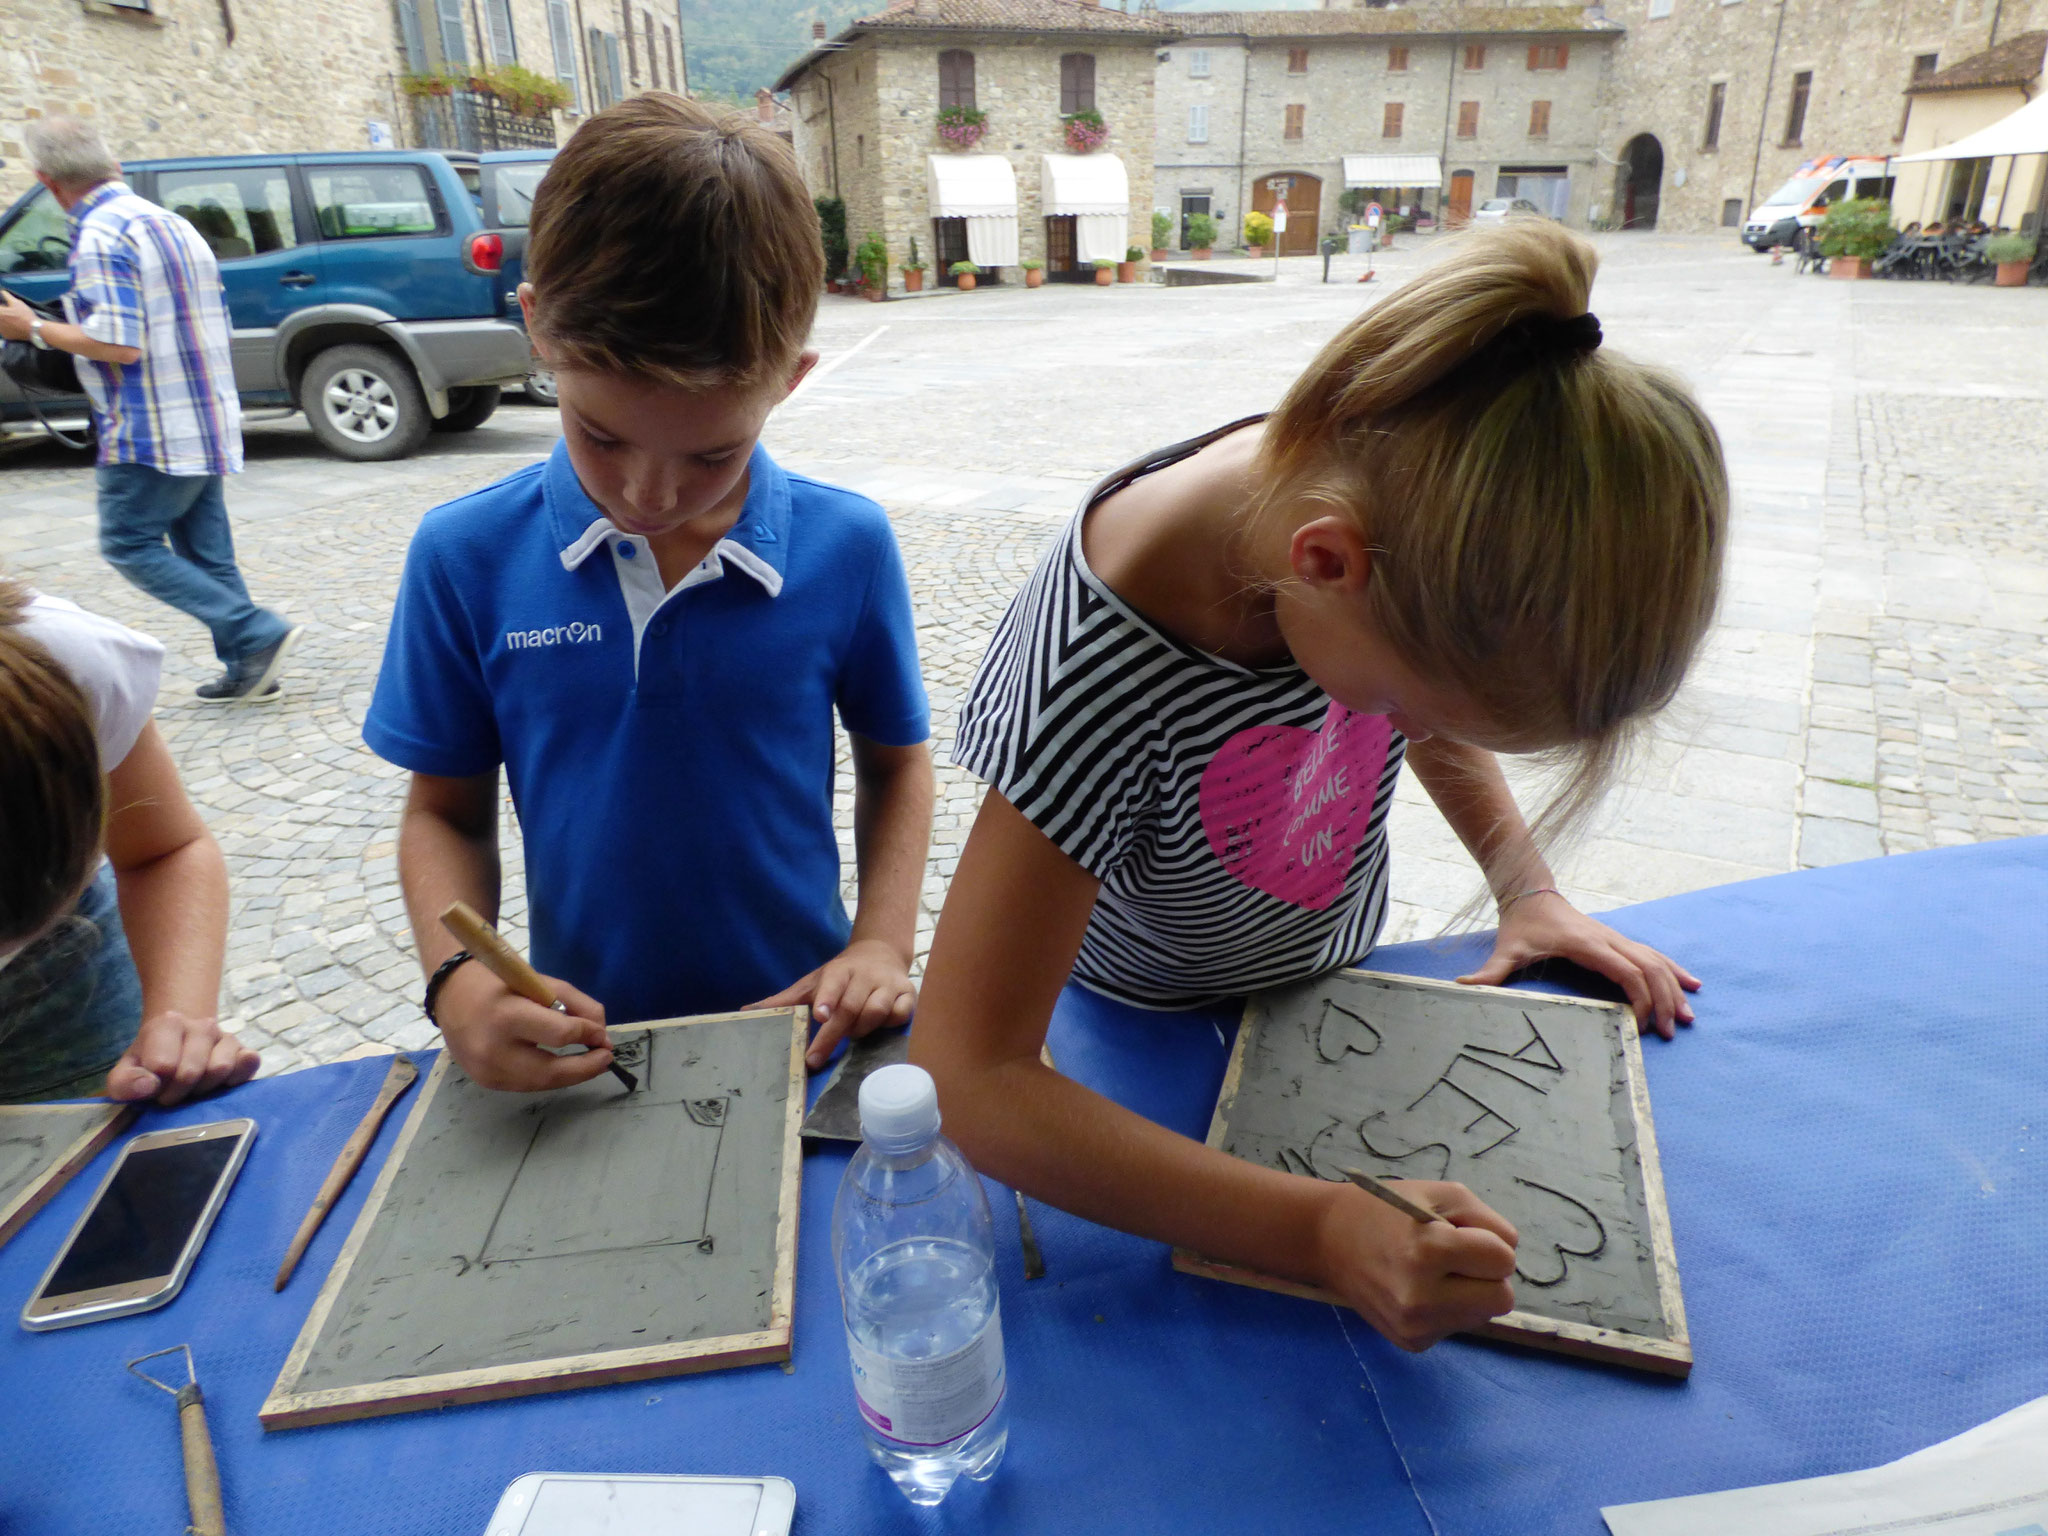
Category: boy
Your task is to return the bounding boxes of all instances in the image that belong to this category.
[364,96,934,1091]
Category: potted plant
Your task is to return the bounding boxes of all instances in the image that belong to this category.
[937,104,988,150]
[1986,232,2037,287]
[1243,210,1274,258]
[1116,245,1141,283]
[853,230,889,300]
[901,234,927,293]
[1021,257,1045,289]
[1092,257,1116,286]
[815,196,848,292]
[1816,197,1895,280]
[949,259,981,291]
[1150,210,1172,261]
[1185,211,1218,260]
[1062,107,1108,153]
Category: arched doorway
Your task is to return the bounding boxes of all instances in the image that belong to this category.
[1251,171,1323,255]
[1616,134,1663,229]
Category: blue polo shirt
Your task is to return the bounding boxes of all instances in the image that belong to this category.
[363,440,929,1024]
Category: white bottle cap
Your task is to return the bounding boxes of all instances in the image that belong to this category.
[859,1063,941,1154]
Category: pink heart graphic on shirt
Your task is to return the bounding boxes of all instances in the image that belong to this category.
[1198,703,1394,912]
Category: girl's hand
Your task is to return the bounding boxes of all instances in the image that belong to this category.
[1458,891,1700,1039]
[751,938,917,1071]
[1314,1179,1519,1351]
[105,1011,261,1106]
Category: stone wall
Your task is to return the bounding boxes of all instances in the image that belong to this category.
[791,31,1159,293]
[1,0,398,204]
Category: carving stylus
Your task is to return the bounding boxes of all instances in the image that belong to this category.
[439,901,638,1093]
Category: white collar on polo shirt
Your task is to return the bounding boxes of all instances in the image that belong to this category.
[558,518,783,675]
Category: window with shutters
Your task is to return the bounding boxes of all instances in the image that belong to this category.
[1189,49,1211,77]
[1284,103,1305,139]
[548,0,581,110]
[1457,100,1479,137]
[397,0,429,72]
[1387,45,1409,71]
[485,0,515,63]
[938,50,976,109]
[1287,48,1308,74]
[1528,100,1550,137]
[435,0,467,64]
[606,31,624,100]
[1187,103,1209,143]
[624,5,638,83]
[1702,81,1725,148]
[587,26,609,106]
[663,24,676,92]
[1060,54,1096,114]
[1382,101,1403,138]
[1463,44,1486,70]
[646,15,659,89]
[1783,69,1811,144]
[1527,43,1568,70]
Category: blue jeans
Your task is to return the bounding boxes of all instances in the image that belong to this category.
[0,864,143,1103]
[96,463,290,667]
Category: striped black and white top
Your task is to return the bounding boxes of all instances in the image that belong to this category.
[952,425,1409,1009]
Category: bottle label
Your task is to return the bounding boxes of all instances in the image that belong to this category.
[846,1304,1006,1448]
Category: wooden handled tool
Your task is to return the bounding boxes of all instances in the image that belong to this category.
[273,1053,418,1290]
[438,901,638,1093]
[127,1345,225,1536]
[1341,1166,1447,1225]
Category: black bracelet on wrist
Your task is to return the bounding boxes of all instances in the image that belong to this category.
[423,950,474,1027]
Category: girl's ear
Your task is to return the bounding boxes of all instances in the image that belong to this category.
[1288,516,1375,593]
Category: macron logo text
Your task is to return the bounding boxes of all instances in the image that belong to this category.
[505,621,604,651]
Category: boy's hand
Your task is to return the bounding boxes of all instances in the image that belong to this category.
[1459,891,1701,1040]
[1315,1179,1519,1351]
[432,961,613,1092]
[751,938,917,1071]
[105,1011,261,1106]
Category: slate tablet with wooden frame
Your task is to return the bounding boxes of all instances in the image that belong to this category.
[1172,969,1691,1377]
[261,1008,807,1429]
[0,1103,136,1250]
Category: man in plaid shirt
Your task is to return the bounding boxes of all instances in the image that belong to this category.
[0,117,299,702]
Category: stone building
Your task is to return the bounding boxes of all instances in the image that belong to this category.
[1157,8,1619,252]
[775,0,1176,292]
[1,0,395,204]
[1352,0,2048,233]
[1893,31,2046,229]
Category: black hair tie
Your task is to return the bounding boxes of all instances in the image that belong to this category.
[1489,311,1603,368]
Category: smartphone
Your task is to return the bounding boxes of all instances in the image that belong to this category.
[21,1118,255,1331]
[484,1474,796,1536]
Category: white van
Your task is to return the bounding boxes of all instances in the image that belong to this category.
[1741,156,1896,251]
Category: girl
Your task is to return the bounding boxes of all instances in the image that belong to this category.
[911,223,1728,1354]
[0,579,257,1103]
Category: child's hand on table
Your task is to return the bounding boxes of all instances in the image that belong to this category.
[433,962,613,1091]
[1458,891,1700,1040]
[752,938,917,1071]
[1316,1179,1520,1351]
[105,1011,261,1106]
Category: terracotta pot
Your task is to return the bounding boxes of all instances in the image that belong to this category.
[1830,256,1869,280]
[826,279,842,294]
[903,269,924,292]
[1246,244,1267,259]
[956,272,976,291]
[1996,260,2031,287]
[1150,247,1170,261]
[1191,247,1212,261]
[1094,266,1113,285]
[864,285,884,302]
[1116,261,1137,283]
[1024,268,1044,288]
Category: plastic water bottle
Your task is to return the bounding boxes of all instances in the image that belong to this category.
[833,1063,1009,1506]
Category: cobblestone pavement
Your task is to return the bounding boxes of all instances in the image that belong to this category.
[2,234,2043,1075]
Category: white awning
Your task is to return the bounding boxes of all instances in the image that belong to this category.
[1042,152,1129,216]
[1895,91,2048,161]
[1343,154,1444,189]
[927,153,1020,267]
[927,153,1018,218]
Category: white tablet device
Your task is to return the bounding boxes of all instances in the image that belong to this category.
[484,1474,796,1536]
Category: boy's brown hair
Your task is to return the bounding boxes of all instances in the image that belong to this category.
[0,579,106,948]
[525,93,824,391]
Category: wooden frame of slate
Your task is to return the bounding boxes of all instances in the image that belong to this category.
[261,1008,807,1429]
[1173,969,1691,1377]
[0,1103,135,1249]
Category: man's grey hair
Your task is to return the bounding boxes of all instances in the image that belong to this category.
[23,116,119,190]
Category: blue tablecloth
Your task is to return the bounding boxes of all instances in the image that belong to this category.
[1,838,2041,1534]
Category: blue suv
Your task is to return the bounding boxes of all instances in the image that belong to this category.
[0,149,535,460]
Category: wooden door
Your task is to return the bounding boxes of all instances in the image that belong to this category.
[933,217,968,285]
[1251,173,1322,255]
[1448,170,1475,226]
[1045,214,1078,277]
